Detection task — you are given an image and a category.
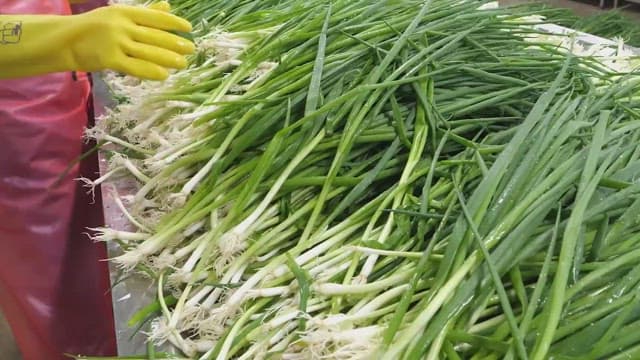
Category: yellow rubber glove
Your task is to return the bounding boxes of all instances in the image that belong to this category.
[148,2,173,12]
[0,1,195,80]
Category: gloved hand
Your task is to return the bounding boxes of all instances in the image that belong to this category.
[0,1,195,80]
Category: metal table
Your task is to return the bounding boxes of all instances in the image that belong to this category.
[93,77,166,355]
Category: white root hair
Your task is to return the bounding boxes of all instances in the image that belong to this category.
[285,316,383,360]
[214,230,249,273]
[112,248,146,272]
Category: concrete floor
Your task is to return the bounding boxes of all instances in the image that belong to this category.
[0,1,638,360]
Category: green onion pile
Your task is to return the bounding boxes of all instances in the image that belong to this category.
[517,3,640,48]
[83,1,640,359]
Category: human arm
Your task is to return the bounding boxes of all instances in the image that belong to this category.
[0,2,195,80]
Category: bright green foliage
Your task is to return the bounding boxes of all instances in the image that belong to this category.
[83,1,640,359]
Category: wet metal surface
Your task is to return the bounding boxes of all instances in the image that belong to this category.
[94,74,159,356]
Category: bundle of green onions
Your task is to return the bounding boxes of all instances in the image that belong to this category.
[573,9,640,47]
[82,0,640,359]
[515,2,640,48]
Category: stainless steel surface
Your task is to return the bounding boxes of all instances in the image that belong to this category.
[93,75,160,356]
[101,162,157,356]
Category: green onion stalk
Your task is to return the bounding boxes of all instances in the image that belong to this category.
[78,0,640,359]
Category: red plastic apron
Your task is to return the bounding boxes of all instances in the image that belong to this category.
[0,1,116,359]
[70,0,107,14]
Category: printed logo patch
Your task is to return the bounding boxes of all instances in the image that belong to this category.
[1,21,22,44]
